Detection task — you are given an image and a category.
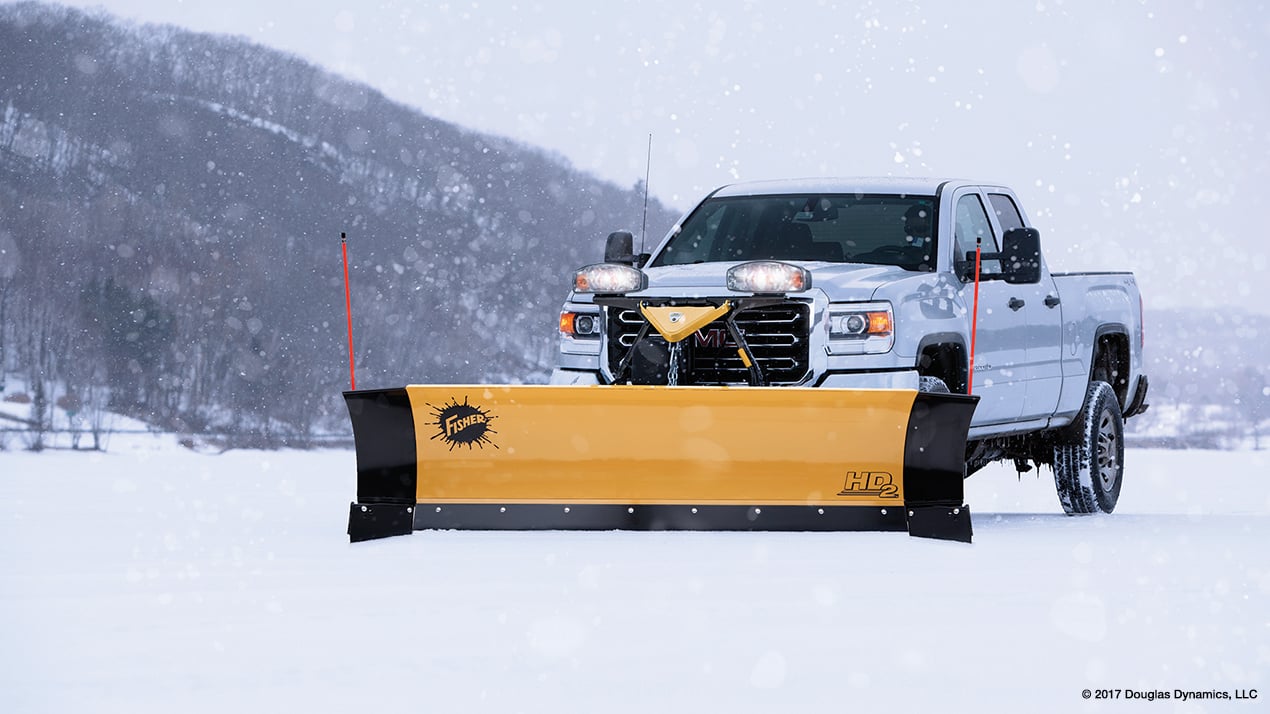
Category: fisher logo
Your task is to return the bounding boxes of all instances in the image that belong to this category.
[428,397,499,450]
[837,471,899,498]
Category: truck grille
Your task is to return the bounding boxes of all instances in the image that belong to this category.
[606,302,811,385]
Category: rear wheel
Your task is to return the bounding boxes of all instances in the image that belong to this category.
[1053,381,1124,514]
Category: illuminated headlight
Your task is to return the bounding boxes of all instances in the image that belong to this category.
[559,311,601,339]
[827,302,894,354]
[573,263,646,294]
[726,261,811,294]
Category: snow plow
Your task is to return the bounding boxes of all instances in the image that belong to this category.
[343,383,978,543]
[340,175,1157,545]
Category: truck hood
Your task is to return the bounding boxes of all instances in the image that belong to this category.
[641,261,914,299]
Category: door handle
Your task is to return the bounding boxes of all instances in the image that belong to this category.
[1008,297,1025,311]
[1044,295,1061,308]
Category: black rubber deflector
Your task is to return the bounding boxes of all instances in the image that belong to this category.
[348,502,415,543]
[344,388,417,542]
[902,392,978,542]
[906,504,973,543]
[903,392,978,507]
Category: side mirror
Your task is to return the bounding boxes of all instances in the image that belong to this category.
[1001,227,1042,284]
[604,231,635,265]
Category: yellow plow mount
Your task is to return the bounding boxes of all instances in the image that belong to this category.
[344,385,978,543]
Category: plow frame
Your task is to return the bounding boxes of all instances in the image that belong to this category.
[595,295,792,387]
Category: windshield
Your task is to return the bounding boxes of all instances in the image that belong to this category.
[651,193,937,272]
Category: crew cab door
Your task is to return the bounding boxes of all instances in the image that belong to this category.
[985,190,1064,421]
[950,188,1025,425]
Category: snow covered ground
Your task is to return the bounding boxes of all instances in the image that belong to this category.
[1,436,1266,713]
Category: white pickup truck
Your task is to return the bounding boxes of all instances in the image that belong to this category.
[551,178,1149,515]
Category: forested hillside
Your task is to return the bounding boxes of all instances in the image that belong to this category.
[0,2,677,444]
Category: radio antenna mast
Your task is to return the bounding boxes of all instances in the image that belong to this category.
[639,133,652,256]
[340,232,356,391]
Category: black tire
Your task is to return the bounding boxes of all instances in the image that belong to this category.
[1053,381,1124,514]
[918,375,950,393]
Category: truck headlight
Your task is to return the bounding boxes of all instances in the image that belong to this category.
[726,261,811,294]
[827,302,894,354]
[574,263,646,294]
[559,311,601,339]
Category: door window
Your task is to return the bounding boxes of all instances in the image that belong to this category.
[988,193,1025,233]
[954,194,1000,275]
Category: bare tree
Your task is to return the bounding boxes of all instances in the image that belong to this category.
[0,230,18,394]
[26,326,49,452]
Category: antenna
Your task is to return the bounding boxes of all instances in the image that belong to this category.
[639,133,652,256]
[968,237,982,395]
[341,232,356,391]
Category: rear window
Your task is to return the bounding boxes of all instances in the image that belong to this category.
[652,193,938,272]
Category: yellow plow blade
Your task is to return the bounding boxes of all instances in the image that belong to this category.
[344,385,978,543]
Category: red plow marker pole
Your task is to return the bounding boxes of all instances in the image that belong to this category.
[341,232,356,391]
[968,237,982,395]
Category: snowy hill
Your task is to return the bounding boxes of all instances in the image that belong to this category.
[0,2,677,441]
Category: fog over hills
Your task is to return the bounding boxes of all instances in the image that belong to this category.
[0,2,676,441]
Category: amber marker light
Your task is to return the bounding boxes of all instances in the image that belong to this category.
[867,311,893,335]
[559,312,577,336]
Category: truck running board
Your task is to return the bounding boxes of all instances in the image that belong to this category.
[344,385,978,543]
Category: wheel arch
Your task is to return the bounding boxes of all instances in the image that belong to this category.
[916,333,969,395]
[1092,324,1131,407]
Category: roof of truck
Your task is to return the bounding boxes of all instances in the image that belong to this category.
[711,177,974,197]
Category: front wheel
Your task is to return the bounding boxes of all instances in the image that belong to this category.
[1053,381,1124,514]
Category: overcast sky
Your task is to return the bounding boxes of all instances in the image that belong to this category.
[29,0,1270,313]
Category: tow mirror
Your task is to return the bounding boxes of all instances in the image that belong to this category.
[604,231,650,267]
[1001,227,1042,284]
